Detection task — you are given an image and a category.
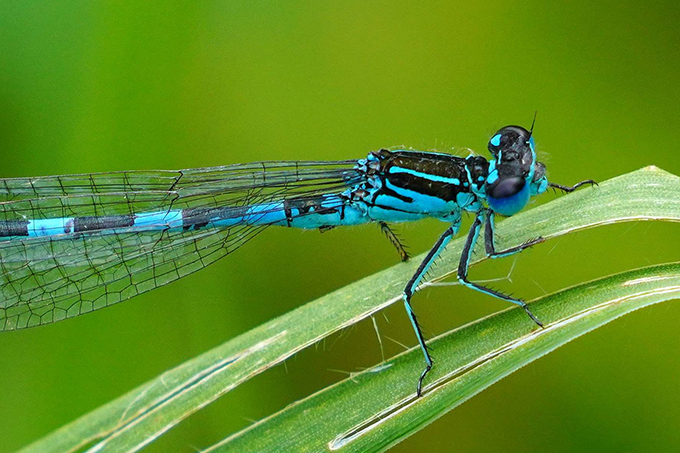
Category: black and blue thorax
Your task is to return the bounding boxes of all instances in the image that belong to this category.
[345,149,490,221]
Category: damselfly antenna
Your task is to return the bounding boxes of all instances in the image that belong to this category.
[529,111,538,139]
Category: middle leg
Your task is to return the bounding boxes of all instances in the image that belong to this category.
[402,219,460,396]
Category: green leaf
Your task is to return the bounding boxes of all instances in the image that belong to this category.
[22,167,680,452]
[211,262,680,452]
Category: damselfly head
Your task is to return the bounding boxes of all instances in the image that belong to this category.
[487,125,535,170]
[484,125,546,216]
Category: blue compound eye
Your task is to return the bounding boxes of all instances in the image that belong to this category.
[487,176,531,216]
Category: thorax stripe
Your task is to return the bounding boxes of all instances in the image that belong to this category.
[388,166,462,186]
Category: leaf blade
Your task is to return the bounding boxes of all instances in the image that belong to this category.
[212,262,680,452]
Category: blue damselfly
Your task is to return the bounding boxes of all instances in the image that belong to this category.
[0,124,595,395]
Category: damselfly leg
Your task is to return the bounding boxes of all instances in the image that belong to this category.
[549,179,598,193]
[457,211,543,328]
[402,221,460,396]
[379,221,410,262]
[408,210,545,396]
[484,210,545,258]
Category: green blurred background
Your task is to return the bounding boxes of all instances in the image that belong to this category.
[1,1,679,451]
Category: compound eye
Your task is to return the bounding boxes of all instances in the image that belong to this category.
[489,177,525,199]
[487,176,531,216]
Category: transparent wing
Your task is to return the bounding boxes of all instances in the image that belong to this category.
[0,160,361,330]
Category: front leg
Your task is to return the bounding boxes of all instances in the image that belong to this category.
[548,179,598,193]
[485,176,597,257]
[484,210,544,258]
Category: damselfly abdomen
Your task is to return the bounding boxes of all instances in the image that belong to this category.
[0,124,595,395]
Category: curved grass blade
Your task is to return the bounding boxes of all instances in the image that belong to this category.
[213,261,680,452]
[21,166,680,452]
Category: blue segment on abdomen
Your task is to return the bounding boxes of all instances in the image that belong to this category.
[135,210,183,229]
[211,201,288,228]
[284,204,369,228]
[201,195,367,229]
[27,218,73,237]
[276,195,369,228]
[209,196,367,229]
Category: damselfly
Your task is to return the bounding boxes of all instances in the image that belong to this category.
[0,124,595,395]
